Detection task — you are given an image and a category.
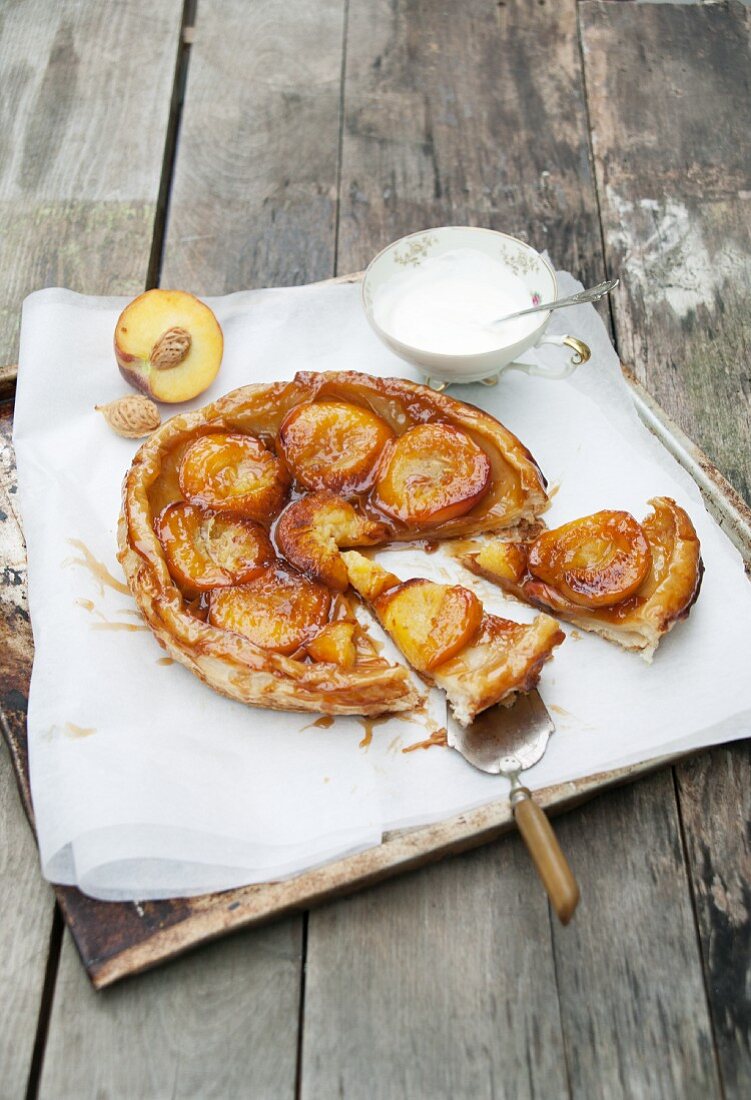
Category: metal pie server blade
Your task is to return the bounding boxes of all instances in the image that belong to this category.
[447,690,580,924]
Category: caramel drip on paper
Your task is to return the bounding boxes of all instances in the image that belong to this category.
[64,722,96,739]
[65,539,130,596]
[402,727,448,753]
[357,714,392,749]
[90,621,149,632]
[301,715,336,731]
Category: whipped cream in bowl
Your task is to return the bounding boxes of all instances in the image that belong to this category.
[362,227,590,387]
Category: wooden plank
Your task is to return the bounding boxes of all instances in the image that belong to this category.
[582,2,751,1094]
[303,2,586,1094]
[0,0,183,361]
[0,1,183,1092]
[299,2,725,1096]
[552,773,721,1097]
[160,0,345,292]
[676,749,751,1100]
[40,0,346,1093]
[302,836,569,1100]
[40,925,302,1100]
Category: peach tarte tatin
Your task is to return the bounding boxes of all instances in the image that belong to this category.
[119,371,551,716]
[458,497,703,661]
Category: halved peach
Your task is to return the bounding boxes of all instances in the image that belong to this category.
[341,550,401,601]
[277,401,394,494]
[209,565,331,654]
[157,502,274,595]
[372,423,491,528]
[306,621,358,668]
[179,431,290,522]
[115,289,223,403]
[528,510,652,608]
[276,490,388,590]
[373,578,483,672]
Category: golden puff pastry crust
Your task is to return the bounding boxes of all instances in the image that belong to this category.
[458,497,703,662]
[119,371,549,716]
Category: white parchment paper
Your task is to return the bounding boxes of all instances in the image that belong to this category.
[13,272,751,900]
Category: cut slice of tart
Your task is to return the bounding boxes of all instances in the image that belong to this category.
[342,551,565,726]
[457,497,703,662]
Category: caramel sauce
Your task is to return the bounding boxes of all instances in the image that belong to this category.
[90,621,149,632]
[64,722,96,739]
[302,715,336,731]
[402,727,448,753]
[66,539,130,595]
[157,656,175,666]
[357,714,392,749]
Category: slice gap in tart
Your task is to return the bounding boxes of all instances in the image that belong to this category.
[458,496,702,661]
[342,550,564,726]
[276,489,388,590]
[179,431,290,522]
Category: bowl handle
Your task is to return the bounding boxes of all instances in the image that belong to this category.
[509,334,591,380]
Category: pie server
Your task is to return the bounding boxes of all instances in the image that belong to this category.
[446,690,580,924]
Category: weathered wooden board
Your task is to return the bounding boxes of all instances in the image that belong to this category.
[0,2,183,1093]
[302,3,722,1096]
[39,924,302,1100]
[0,8,749,1100]
[38,1,347,1093]
[581,2,751,1094]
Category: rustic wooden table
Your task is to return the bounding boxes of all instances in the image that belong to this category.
[1,2,749,1097]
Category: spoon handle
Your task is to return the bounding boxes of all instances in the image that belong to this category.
[492,277,619,326]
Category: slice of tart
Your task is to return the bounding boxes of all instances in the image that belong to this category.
[458,497,703,662]
[342,551,564,726]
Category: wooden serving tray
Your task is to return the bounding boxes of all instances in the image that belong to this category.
[1,350,749,990]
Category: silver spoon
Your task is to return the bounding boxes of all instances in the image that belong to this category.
[490,277,619,327]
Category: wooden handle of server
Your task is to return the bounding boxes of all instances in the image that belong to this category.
[512,786,580,924]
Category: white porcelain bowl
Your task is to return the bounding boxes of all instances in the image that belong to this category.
[362,226,590,387]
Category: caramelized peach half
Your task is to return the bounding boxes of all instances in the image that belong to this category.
[115,289,223,403]
[528,510,652,608]
[306,621,358,668]
[179,432,290,522]
[276,490,388,590]
[158,503,275,598]
[278,401,394,494]
[157,503,274,595]
[373,579,483,672]
[372,423,491,528]
[209,565,331,654]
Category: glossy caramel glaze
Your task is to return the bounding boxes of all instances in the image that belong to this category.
[276,490,387,590]
[371,423,492,528]
[157,502,274,595]
[277,400,394,495]
[119,371,549,715]
[179,431,290,522]
[373,578,484,673]
[527,510,651,608]
[209,565,331,654]
[460,497,703,660]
